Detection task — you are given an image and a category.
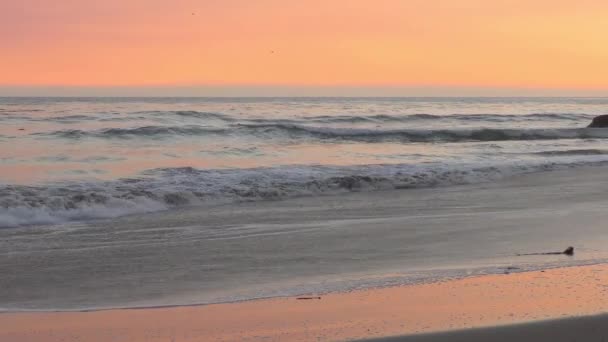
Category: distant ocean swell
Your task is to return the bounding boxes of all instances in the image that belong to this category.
[35,125,608,142]
[281,112,593,123]
[4,111,593,123]
[2,158,608,228]
[36,126,229,139]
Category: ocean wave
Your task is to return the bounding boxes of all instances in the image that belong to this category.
[35,126,229,139]
[19,111,233,124]
[3,158,608,227]
[238,124,608,142]
[45,115,92,122]
[33,123,608,142]
[138,110,233,121]
[533,149,608,156]
[11,111,592,126]
[304,112,592,123]
[245,114,440,124]
[242,113,592,126]
[173,110,234,120]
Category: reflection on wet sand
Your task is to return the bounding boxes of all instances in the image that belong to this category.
[2,264,608,342]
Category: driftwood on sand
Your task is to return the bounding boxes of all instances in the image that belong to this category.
[297,297,322,300]
[517,246,574,256]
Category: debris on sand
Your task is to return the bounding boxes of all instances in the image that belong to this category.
[297,296,322,300]
[517,246,574,256]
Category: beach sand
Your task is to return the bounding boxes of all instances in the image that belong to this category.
[2,263,608,341]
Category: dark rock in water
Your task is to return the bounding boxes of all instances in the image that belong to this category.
[563,246,574,256]
[588,115,608,127]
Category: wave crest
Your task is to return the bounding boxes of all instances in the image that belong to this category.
[302,112,591,124]
[36,126,228,139]
[36,124,608,142]
[3,159,608,227]
[239,124,608,142]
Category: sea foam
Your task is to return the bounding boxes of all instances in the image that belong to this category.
[3,157,608,228]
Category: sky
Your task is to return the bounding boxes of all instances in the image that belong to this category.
[2,0,608,96]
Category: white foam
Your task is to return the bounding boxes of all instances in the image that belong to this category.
[0,197,167,228]
[3,155,608,228]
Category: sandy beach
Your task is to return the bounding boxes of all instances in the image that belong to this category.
[2,263,608,341]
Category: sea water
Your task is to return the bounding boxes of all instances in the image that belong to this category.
[2,97,608,226]
[3,97,608,310]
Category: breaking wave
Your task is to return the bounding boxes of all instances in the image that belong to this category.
[3,158,608,227]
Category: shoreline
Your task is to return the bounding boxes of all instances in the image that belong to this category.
[3,263,608,341]
[0,259,606,315]
[6,164,608,311]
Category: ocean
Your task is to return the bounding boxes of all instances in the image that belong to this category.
[3,97,608,311]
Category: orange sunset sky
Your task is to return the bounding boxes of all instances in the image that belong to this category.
[2,0,608,96]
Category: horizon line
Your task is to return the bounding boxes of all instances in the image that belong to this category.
[2,95,608,98]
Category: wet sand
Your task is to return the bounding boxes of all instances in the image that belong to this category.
[2,263,608,341]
